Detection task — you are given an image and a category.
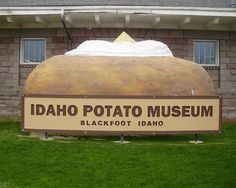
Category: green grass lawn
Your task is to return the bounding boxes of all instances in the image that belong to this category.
[0,120,235,188]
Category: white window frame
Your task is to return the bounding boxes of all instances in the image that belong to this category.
[20,38,46,64]
[193,40,219,67]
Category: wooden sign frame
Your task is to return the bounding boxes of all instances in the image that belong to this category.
[22,95,222,136]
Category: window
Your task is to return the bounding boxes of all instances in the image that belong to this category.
[194,40,219,66]
[21,38,46,64]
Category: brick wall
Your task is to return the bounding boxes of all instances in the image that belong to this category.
[0,31,20,116]
[0,28,236,121]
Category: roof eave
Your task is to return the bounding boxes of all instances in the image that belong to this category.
[0,6,236,17]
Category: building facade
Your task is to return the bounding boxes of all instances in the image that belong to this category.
[0,0,236,121]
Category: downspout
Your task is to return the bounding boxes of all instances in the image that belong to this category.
[60,9,72,50]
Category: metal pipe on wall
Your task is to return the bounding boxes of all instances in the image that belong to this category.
[60,9,72,50]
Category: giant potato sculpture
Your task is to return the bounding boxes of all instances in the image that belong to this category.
[24,55,214,96]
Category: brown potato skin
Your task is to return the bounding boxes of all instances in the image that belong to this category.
[24,55,214,96]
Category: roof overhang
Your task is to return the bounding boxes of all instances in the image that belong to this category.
[0,6,236,31]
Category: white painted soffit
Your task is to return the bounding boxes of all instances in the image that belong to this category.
[0,6,236,31]
[0,6,236,17]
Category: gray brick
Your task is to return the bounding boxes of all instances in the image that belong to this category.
[0,67,9,73]
[227,64,236,69]
[230,46,236,52]
[9,67,19,74]
[231,70,236,75]
[230,58,236,63]
[227,52,236,57]
[9,56,19,61]
[184,30,229,40]
[0,44,10,48]
[12,29,56,38]
[220,70,231,76]
[220,58,230,64]
[0,61,12,67]
[230,32,236,39]
[220,64,227,70]
[220,45,230,52]
[227,75,236,81]
[0,56,9,61]
[0,30,10,38]
[170,30,183,38]
[220,82,233,88]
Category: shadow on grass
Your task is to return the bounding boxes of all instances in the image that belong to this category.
[75,129,228,145]
[0,119,233,145]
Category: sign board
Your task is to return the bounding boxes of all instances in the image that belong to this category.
[22,95,222,135]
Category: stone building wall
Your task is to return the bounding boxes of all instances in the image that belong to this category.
[0,30,20,116]
[0,28,236,121]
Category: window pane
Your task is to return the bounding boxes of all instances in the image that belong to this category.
[194,41,218,65]
[40,40,46,62]
[24,40,29,62]
[28,41,34,62]
[195,42,200,64]
[205,43,211,64]
[200,42,204,64]
[22,39,46,63]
